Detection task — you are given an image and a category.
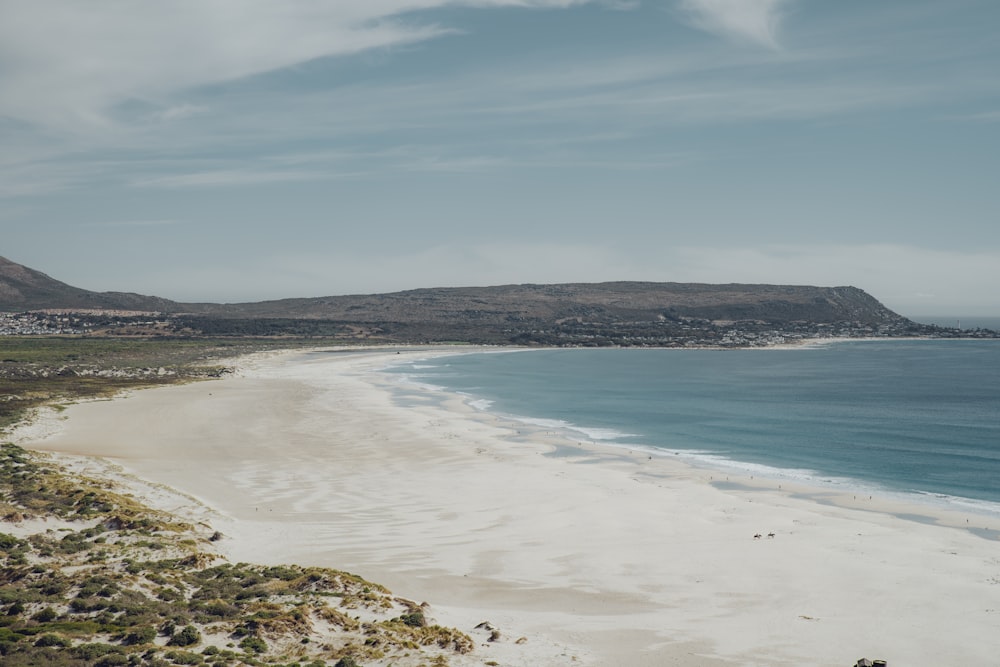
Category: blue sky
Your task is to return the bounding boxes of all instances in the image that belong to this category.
[2,0,998,316]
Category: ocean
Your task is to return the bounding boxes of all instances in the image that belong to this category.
[388,340,1000,517]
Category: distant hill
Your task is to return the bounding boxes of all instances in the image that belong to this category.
[180,281,906,326]
[0,256,180,313]
[1,255,913,344]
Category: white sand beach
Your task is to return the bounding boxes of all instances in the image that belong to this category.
[17,347,1000,666]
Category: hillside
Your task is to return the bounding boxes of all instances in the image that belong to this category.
[2,255,934,345]
[0,256,179,313]
[183,282,904,325]
[2,256,904,323]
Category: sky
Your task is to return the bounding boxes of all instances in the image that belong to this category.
[2,0,999,317]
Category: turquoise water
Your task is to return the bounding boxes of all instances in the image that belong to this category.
[389,341,1000,515]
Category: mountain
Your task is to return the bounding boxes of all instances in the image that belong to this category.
[182,281,905,326]
[1,256,913,344]
[0,256,179,312]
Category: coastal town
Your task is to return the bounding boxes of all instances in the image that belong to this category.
[0,311,166,337]
[0,311,87,336]
[2,308,997,347]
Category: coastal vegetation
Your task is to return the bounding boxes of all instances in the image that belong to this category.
[0,337,479,666]
[0,442,474,666]
[0,336,333,431]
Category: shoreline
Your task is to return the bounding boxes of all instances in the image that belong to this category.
[383,344,1000,528]
[15,346,1000,666]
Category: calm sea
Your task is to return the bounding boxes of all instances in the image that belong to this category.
[388,341,1000,516]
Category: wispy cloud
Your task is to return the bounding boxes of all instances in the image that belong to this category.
[133,168,337,189]
[678,0,793,48]
[156,105,209,122]
[0,1,607,134]
[10,54,975,197]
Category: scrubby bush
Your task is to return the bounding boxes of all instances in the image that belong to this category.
[123,625,157,645]
[397,611,426,628]
[0,533,22,550]
[164,649,203,665]
[73,642,124,660]
[95,654,129,667]
[31,607,57,622]
[238,636,267,654]
[168,624,201,647]
[34,633,70,647]
[157,587,183,602]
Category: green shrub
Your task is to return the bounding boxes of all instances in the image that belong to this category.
[70,597,106,613]
[33,633,70,647]
[168,624,201,647]
[32,575,69,597]
[190,600,239,622]
[0,533,22,550]
[157,587,183,602]
[0,627,22,641]
[96,585,119,598]
[78,575,115,597]
[96,654,129,667]
[0,590,27,605]
[264,566,301,581]
[58,533,90,554]
[165,649,203,665]
[31,607,57,622]
[73,642,124,660]
[123,625,157,645]
[397,611,426,628]
[35,620,100,635]
[238,636,267,654]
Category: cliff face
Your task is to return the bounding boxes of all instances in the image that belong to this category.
[1,256,906,327]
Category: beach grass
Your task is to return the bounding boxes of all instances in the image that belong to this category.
[0,336,334,431]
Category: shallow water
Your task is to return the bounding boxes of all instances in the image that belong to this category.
[388,341,1000,515]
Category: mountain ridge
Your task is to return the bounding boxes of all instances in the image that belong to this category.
[0,256,180,313]
[1,255,905,324]
[2,255,924,346]
[181,281,904,325]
